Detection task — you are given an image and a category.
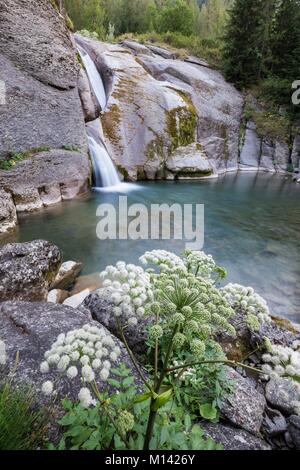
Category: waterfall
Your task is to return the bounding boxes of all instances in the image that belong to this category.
[77,41,122,189]
[77,45,107,111]
[86,120,120,188]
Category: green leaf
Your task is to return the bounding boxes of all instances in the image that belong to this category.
[151,389,173,412]
[122,376,135,387]
[134,392,152,404]
[200,403,218,421]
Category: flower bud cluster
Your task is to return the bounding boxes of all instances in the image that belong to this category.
[40,324,121,407]
[261,341,300,415]
[183,250,217,279]
[100,261,154,326]
[140,250,186,272]
[221,283,271,329]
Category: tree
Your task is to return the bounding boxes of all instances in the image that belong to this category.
[64,0,106,38]
[198,0,232,38]
[270,0,300,82]
[222,0,266,88]
[158,0,196,36]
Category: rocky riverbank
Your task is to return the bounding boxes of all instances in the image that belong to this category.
[0,239,300,450]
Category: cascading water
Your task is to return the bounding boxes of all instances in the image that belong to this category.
[77,45,107,112]
[86,120,120,188]
[77,41,121,189]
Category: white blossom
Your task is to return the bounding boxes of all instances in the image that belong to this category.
[42,381,54,396]
[67,366,78,379]
[78,387,93,408]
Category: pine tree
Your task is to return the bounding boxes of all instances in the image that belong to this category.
[270,0,300,82]
[222,0,266,88]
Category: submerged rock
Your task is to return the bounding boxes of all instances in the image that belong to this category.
[201,421,271,450]
[220,367,266,435]
[0,240,61,301]
[0,189,17,235]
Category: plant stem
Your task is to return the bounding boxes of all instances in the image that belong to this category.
[116,318,153,394]
[91,382,130,449]
[166,359,263,375]
[143,398,157,450]
[143,324,179,450]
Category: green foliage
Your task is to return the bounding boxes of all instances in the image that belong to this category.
[0,147,51,170]
[158,0,196,36]
[52,365,222,450]
[172,342,233,422]
[0,382,46,450]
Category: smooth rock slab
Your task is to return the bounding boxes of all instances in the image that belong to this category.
[201,422,271,450]
[220,368,266,435]
[0,240,61,301]
[265,378,300,415]
[0,301,142,405]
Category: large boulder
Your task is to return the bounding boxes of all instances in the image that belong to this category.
[0,301,142,405]
[220,368,266,435]
[166,143,214,179]
[201,422,271,450]
[0,0,88,177]
[0,240,61,301]
[0,150,91,212]
[0,189,17,235]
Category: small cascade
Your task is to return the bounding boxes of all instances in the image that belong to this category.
[77,45,107,111]
[76,40,123,190]
[86,121,120,188]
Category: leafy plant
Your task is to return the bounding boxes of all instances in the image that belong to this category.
[0,382,47,450]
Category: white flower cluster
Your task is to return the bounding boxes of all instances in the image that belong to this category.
[139,250,186,273]
[40,324,121,407]
[100,261,154,326]
[262,341,300,415]
[221,283,271,327]
[0,340,6,366]
[183,250,216,279]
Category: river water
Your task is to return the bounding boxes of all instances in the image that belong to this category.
[6,173,300,322]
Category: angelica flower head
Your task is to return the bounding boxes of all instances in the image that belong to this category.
[261,342,300,385]
[100,261,153,325]
[221,283,271,329]
[40,324,121,392]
